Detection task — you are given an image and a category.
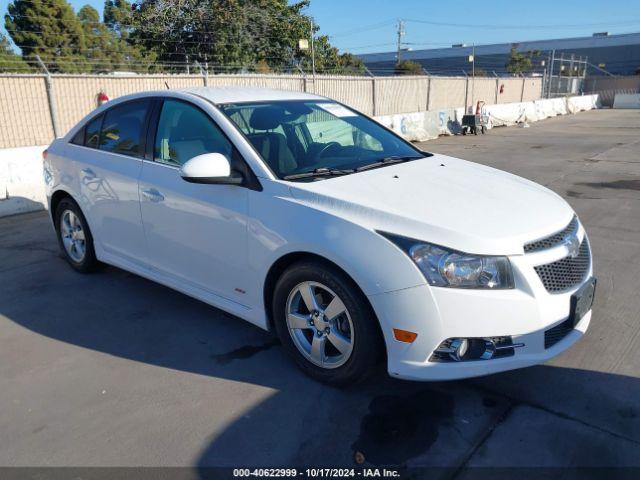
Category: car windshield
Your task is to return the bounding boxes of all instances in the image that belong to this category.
[219,100,428,180]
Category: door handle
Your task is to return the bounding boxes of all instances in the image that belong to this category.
[141,188,165,203]
[81,168,96,178]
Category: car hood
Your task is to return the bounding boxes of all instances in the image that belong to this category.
[288,154,574,256]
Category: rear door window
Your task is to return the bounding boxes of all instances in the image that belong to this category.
[99,100,150,157]
[70,127,85,146]
[85,115,103,149]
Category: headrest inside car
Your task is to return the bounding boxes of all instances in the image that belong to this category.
[249,107,286,131]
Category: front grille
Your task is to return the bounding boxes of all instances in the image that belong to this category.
[524,216,579,253]
[545,317,574,348]
[534,238,591,293]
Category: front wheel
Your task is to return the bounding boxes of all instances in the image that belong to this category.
[273,261,382,386]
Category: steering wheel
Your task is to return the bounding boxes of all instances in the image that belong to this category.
[314,142,342,161]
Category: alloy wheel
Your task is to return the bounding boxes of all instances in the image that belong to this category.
[285,281,354,369]
[60,209,86,263]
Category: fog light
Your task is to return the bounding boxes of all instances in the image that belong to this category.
[431,337,524,362]
[450,338,469,361]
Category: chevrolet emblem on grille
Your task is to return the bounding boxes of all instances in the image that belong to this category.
[563,233,580,258]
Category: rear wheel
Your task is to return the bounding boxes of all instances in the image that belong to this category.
[273,260,382,386]
[55,198,100,273]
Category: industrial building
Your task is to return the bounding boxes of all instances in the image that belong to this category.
[358,31,640,76]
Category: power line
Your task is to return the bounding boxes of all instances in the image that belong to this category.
[405,18,640,30]
[327,20,396,38]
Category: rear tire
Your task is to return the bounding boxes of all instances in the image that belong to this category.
[273,260,382,386]
[54,197,100,273]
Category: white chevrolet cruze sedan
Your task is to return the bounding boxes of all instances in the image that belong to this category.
[43,87,595,385]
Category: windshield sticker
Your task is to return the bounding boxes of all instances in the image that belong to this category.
[318,103,357,118]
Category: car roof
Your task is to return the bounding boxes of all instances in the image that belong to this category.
[180,86,327,105]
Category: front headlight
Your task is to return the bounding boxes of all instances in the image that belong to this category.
[380,232,514,289]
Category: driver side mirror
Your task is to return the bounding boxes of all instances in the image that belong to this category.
[179,153,244,185]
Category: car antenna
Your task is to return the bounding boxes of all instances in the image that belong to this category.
[164,81,170,90]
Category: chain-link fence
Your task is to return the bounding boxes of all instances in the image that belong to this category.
[583,76,640,107]
[0,73,543,149]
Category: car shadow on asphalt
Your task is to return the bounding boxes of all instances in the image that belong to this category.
[1,238,640,474]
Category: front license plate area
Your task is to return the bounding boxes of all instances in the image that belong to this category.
[570,277,596,326]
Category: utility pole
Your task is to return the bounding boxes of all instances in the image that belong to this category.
[569,53,575,78]
[558,52,564,96]
[471,44,475,110]
[396,19,405,64]
[309,18,316,79]
[583,56,588,79]
[547,49,555,98]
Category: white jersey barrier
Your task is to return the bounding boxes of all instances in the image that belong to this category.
[0,95,600,217]
[613,94,640,109]
[375,108,460,142]
[0,145,48,217]
[377,95,600,140]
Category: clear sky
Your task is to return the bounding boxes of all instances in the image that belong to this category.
[2,0,640,54]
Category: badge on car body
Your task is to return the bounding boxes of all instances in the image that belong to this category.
[563,233,580,258]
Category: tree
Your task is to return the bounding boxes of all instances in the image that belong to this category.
[78,4,155,72]
[5,0,89,72]
[505,47,541,75]
[128,0,364,74]
[307,35,365,75]
[394,59,424,75]
[254,59,272,74]
[0,32,29,72]
[470,68,487,77]
[104,0,135,41]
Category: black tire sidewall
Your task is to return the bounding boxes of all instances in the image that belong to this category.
[273,260,382,386]
[54,198,99,273]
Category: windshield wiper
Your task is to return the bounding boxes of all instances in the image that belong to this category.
[283,167,356,181]
[355,155,423,172]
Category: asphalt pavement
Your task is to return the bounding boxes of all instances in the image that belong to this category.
[1,109,639,477]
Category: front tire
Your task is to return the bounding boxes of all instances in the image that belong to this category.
[54,197,100,273]
[273,260,382,386]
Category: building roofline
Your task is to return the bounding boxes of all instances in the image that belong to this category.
[358,31,640,62]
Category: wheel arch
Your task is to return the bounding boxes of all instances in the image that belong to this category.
[262,251,386,359]
[50,189,75,225]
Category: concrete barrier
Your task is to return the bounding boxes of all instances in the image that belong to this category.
[0,94,600,218]
[375,108,460,141]
[613,94,640,109]
[0,145,48,217]
[376,95,599,140]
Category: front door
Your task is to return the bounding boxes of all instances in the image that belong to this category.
[138,99,250,306]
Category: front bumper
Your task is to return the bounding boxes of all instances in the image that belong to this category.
[368,234,593,381]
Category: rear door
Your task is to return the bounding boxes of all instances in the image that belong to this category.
[70,99,151,265]
[138,98,251,306]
